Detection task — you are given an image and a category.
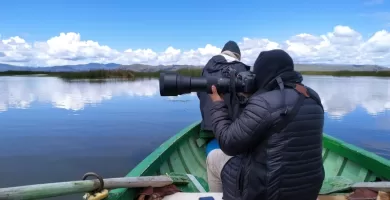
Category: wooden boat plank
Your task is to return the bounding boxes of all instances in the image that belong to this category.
[323,150,345,177]
[160,161,171,174]
[187,135,207,169]
[168,150,188,174]
[160,193,361,200]
[178,143,203,176]
[162,192,223,200]
[352,182,390,192]
[323,150,376,183]
[0,176,184,200]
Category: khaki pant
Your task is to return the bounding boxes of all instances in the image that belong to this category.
[206,149,233,192]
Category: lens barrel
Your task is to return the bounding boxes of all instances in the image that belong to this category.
[159,73,208,96]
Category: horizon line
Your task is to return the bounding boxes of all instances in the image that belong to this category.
[0,62,387,68]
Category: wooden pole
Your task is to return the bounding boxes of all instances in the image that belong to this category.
[0,175,188,200]
[352,182,390,192]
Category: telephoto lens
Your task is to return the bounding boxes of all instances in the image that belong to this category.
[159,72,206,96]
[158,72,230,96]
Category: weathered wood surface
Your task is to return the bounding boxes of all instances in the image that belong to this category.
[377,191,390,200]
[317,195,348,200]
[0,176,176,200]
[352,182,390,192]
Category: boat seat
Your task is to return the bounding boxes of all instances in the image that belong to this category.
[162,192,223,200]
[162,193,340,200]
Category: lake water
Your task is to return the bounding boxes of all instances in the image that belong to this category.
[0,75,389,199]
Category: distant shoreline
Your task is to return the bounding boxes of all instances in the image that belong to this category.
[0,69,390,79]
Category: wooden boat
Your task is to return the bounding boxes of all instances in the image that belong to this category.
[105,121,390,200]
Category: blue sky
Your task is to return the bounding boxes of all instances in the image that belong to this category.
[1,0,389,52]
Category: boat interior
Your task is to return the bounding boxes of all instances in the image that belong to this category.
[108,122,390,200]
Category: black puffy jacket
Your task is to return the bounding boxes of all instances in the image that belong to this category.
[209,50,325,200]
[197,54,250,131]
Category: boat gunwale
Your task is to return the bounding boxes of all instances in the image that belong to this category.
[323,133,390,180]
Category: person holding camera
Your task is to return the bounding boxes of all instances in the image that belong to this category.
[206,49,325,200]
[196,40,250,153]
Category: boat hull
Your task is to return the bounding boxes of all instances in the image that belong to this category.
[107,121,390,200]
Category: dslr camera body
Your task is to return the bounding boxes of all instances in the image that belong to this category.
[221,67,256,94]
[159,67,257,96]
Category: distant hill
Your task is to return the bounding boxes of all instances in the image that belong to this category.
[0,64,31,71]
[0,62,389,73]
[118,64,203,72]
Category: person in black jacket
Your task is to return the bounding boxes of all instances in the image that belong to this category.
[199,41,250,192]
[197,41,250,135]
[206,49,325,200]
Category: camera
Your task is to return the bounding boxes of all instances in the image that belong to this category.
[159,67,256,96]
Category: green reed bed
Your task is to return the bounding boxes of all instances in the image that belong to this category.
[299,70,390,77]
[1,69,390,79]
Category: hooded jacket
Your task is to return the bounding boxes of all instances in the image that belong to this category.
[209,49,325,200]
[197,51,250,131]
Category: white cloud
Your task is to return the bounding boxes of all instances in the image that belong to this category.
[0,76,389,118]
[1,25,390,67]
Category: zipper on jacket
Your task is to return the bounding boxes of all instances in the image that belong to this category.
[237,153,251,196]
[236,167,244,196]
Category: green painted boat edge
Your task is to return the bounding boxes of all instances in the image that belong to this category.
[107,121,390,199]
[323,133,390,180]
[108,120,202,199]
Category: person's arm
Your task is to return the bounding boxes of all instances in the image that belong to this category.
[209,96,271,156]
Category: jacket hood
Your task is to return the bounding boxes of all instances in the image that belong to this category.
[204,54,248,73]
[252,49,295,89]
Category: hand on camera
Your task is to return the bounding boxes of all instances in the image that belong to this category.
[209,85,223,102]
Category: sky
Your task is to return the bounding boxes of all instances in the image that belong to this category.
[1,0,390,67]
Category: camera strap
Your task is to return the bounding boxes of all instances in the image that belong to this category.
[284,82,324,111]
[271,83,310,133]
[229,68,240,120]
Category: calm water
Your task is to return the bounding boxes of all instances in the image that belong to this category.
[0,75,389,199]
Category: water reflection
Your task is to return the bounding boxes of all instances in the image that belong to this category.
[0,75,389,118]
[0,76,195,112]
[303,76,390,119]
